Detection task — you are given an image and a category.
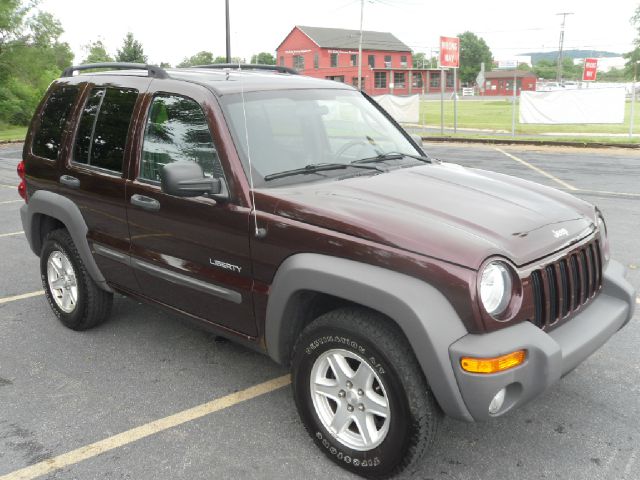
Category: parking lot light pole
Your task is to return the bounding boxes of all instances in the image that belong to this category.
[630,61,638,139]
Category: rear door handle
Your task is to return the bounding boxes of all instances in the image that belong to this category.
[130,194,160,211]
[59,175,80,189]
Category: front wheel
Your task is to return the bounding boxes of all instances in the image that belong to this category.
[291,307,440,479]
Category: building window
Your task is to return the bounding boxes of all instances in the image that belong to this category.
[393,72,405,88]
[350,54,357,66]
[374,71,387,88]
[412,72,423,88]
[279,56,284,66]
[314,53,319,69]
[400,55,407,67]
[325,75,344,82]
[293,55,305,71]
[330,53,338,67]
[351,77,365,89]
[368,55,375,68]
[446,72,454,88]
[384,55,391,67]
[430,71,440,88]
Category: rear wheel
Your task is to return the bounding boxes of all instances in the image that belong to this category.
[292,307,440,479]
[40,229,113,330]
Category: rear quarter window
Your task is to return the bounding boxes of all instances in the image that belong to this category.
[32,85,79,160]
[73,87,139,173]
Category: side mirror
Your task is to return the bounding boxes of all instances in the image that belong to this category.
[160,161,228,202]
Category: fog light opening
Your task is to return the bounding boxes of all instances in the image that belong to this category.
[489,388,506,415]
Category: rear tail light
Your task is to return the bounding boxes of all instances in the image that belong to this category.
[17,160,27,202]
[18,180,27,200]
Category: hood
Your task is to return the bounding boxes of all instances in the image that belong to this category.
[257,163,596,269]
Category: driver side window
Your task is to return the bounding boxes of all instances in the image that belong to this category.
[140,94,224,182]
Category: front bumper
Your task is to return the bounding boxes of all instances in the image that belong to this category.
[449,259,636,421]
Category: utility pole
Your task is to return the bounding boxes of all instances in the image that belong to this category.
[225,0,231,63]
[556,12,573,83]
[357,0,364,90]
[630,61,638,138]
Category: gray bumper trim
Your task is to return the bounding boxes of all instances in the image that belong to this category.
[449,259,635,421]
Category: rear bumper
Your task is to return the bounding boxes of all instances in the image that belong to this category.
[448,259,635,421]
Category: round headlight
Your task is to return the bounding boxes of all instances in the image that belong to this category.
[597,214,610,261]
[480,262,512,316]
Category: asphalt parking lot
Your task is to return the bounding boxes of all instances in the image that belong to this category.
[1,141,638,480]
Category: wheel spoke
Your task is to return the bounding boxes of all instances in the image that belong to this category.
[352,363,374,390]
[326,353,354,383]
[50,257,64,276]
[50,278,65,289]
[61,289,72,310]
[363,392,389,418]
[353,413,376,447]
[314,379,340,400]
[329,404,353,435]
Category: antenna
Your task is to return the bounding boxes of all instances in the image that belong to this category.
[239,75,266,239]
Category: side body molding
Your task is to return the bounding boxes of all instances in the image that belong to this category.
[265,253,474,421]
[20,190,113,292]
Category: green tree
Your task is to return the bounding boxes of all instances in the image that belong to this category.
[0,1,73,125]
[82,40,113,64]
[412,52,427,68]
[457,31,493,84]
[115,32,147,63]
[177,50,215,67]
[624,4,640,78]
[250,52,275,64]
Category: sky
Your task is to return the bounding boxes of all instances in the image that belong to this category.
[39,0,637,66]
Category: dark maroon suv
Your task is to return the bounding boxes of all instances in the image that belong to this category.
[18,63,636,478]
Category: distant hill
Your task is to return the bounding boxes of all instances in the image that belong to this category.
[522,50,621,64]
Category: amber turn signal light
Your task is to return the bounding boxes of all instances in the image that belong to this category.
[460,350,526,374]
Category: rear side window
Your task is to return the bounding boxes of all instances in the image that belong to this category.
[139,94,224,182]
[32,85,79,160]
[73,87,138,172]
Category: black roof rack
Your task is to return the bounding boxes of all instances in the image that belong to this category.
[61,62,169,79]
[191,64,299,75]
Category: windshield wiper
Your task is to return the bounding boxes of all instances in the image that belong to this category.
[351,152,432,165]
[264,162,382,181]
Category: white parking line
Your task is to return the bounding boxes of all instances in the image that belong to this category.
[0,231,23,238]
[0,374,291,480]
[0,290,44,305]
[494,147,578,191]
[0,200,22,204]
[0,184,15,189]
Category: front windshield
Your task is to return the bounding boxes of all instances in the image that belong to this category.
[221,88,421,186]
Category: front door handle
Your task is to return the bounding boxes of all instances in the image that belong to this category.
[59,175,80,189]
[130,194,160,211]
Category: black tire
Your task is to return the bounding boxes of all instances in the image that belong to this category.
[291,307,441,479]
[40,228,113,330]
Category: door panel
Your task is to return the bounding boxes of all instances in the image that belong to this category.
[60,77,150,291]
[126,87,255,336]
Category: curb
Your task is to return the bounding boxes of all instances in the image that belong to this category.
[420,136,640,149]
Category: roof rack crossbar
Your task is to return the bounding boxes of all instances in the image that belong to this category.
[61,63,169,79]
[191,64,299,75]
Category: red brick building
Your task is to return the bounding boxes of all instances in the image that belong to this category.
[276,25,459,95]
[482,70,537,96]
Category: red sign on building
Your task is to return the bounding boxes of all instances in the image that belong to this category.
[582,58,598,81]
[439,36,459,68]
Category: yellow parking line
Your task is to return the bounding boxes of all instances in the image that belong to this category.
[0,231,23,238]
[0,374,291,480]
[0,200,22,204]
[494,147,578,191]
[576,189,640,198]
[0,290,45,305]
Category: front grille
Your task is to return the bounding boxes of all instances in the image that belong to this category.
[530,239,603,329]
